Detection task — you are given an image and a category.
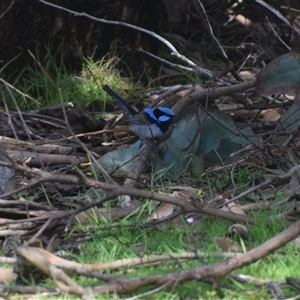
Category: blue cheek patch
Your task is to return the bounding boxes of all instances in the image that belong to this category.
[144,107,174,124]
[159,115,170,122]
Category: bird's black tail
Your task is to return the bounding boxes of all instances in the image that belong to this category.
[102,85,137,115]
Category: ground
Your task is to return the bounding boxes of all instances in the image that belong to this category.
[0,0,300,299]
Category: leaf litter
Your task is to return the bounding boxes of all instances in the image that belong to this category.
[1,2,300,299]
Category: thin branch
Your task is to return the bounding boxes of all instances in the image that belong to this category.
[254,0,300,36]
[195,0,228,61]
[27,49,115,183]
[0,0,15,20]
[38,0,234,85]
[218,163,300,208]
[0,78,39,104]
[266,16,291,51]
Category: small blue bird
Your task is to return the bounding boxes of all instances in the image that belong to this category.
[102,85,175,141]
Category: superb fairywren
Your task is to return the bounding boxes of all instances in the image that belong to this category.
[102,85,175,141]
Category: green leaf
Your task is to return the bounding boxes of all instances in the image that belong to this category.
[230,126,258,144]
[92,106,257,178]
[274,94,300,143]
[197,133,220,156]
[190,154,204,176]
[95,144,141,174]
[201,106,235,140]
[205,140,242,164]
[255,52,300,96]
[156,108,201,178]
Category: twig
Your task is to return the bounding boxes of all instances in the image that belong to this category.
[254,0,300,36]
[124,282,172,300]
[267,281,286,300]
[195,0,228,61]
[0,78,39,104]
[0,0,15,21]
[38,0,234,85]
[0,161,257,226]
[218,163,300,208]
[0,284,58,295]
[25,218,52,245]
[230,162,238,196]
[137,48,226,83]
[44,220,300,295]
[266,16,291,51]
[27,49,115,183]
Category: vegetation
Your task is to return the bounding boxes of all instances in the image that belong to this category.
[0,0,300,299]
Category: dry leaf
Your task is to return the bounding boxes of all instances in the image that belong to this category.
[292,236,300,248]
[151,203,174,219]
[261,109,281,122]
[225,199,246,215]
[213,237,244,252]
[226,224,249,240]
[0,267,17,283]
[289,173,300,193]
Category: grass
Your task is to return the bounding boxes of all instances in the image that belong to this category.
[1,44,136,112]
[1,47,299,299]
[3,172,300,299]
[48,172,298,299]
[43,200,299,300]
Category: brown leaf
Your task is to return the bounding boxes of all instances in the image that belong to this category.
[213,237,244,253]
[261,109,281,122]
[226,224,249,240]
[151,203,174,219]
[225,199,246,215]
[0,267,17,283]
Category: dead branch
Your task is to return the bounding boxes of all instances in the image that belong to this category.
[38,0,231,84]
[12,220,300,295]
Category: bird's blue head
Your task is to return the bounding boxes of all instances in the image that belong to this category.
[144,107,174,124]
[143,107,175,135]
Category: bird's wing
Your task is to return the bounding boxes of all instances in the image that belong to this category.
[126,113,150,125]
